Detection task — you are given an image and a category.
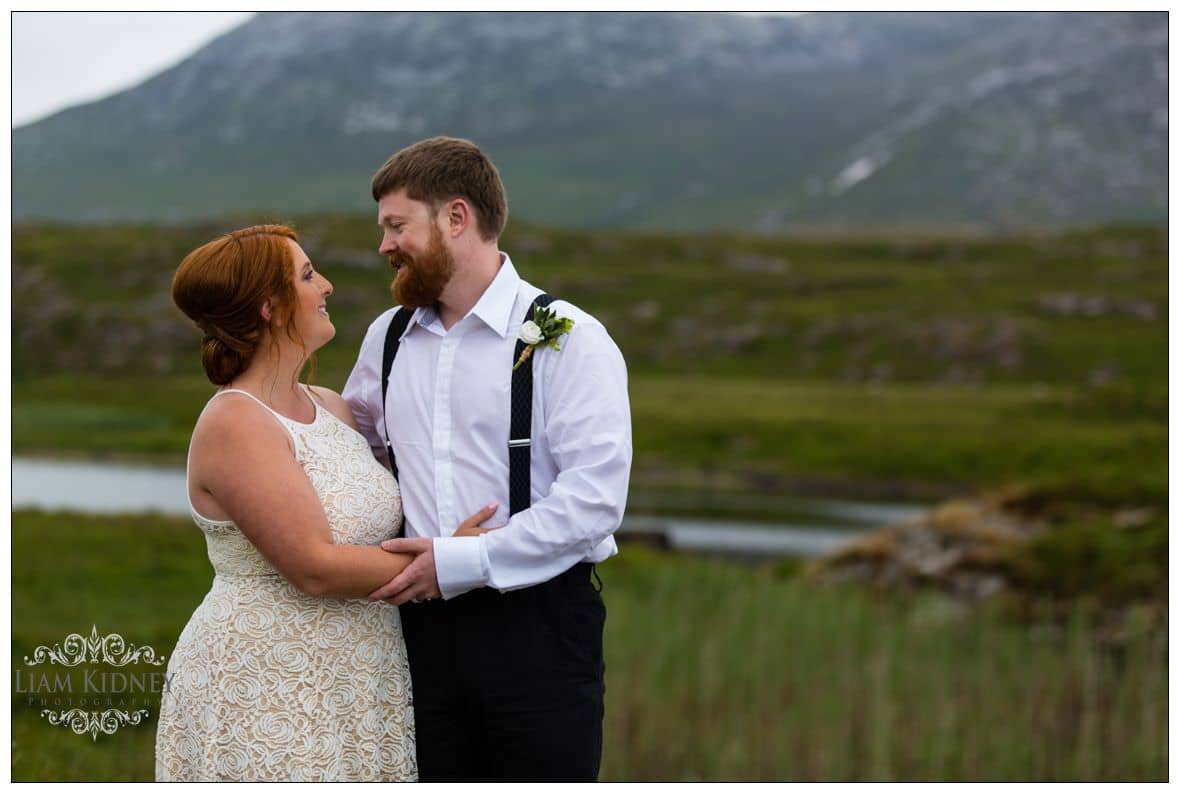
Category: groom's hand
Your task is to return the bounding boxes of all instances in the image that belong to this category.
[369,538,441,604]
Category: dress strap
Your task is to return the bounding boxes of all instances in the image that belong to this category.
[207,388,304,458]
[212,388,284,418]
[301,383,324,407]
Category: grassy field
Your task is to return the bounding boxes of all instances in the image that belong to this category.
[10,511,1167,782]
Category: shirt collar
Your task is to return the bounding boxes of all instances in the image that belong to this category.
[400,306,434,341]
[399,253,521,340]
[468,253,521,338]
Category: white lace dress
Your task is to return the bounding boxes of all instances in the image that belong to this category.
[154,388,416,782]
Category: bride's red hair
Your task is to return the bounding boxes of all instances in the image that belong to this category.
[172,224,310,386]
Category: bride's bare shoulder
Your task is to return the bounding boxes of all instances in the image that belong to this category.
[191,393,290,452]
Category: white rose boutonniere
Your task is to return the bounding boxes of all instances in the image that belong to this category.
[513,307,575,370]
[518,321,544,346]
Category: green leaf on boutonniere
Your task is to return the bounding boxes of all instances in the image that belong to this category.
[513,307,575,370]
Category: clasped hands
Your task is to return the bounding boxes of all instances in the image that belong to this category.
[367,501,503,606]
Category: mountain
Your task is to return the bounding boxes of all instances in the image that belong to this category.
[12,11,1167,230]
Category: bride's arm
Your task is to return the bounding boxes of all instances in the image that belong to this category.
[190,395,413,599]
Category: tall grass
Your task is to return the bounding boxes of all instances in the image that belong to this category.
[602,547,1166,781]
[10,511,1166,782]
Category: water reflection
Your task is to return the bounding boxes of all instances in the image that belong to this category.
[12,457,928,558]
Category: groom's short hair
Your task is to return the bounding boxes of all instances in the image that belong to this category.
[371,136,508,242]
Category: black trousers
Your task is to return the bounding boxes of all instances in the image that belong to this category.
[398,562,606,782]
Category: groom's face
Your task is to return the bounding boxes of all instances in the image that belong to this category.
[377,190,456,308]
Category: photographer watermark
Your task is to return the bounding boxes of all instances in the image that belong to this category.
[17,625,171,740]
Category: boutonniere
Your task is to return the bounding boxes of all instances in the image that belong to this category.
[513,306,575,370]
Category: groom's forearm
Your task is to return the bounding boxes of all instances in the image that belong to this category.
[433,444,632,597]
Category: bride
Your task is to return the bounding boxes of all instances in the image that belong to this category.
[155,225,495,781]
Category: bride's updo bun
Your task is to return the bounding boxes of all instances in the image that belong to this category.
[198,327,253,387]
[172,225,300,385]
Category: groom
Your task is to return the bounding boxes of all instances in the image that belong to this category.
[342,136,632,781]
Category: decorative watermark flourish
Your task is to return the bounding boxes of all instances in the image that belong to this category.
[24,625,165,668]
[42,707,152,741]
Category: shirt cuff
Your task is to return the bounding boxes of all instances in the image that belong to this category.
[433,536,490,600]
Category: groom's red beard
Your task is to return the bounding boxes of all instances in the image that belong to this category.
[389,224,456,308]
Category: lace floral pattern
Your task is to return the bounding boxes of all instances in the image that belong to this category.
[155,396,415,782]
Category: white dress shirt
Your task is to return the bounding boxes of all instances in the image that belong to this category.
[342,254,632,599]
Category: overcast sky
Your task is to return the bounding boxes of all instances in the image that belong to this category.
[12,12,256,127]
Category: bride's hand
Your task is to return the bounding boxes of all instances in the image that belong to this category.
[453,501,505,537]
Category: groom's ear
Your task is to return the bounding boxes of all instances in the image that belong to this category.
[443,198,472,237]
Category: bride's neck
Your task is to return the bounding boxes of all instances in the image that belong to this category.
[228,344,309,408]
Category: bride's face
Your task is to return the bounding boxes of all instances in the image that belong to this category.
[285,239,336,351]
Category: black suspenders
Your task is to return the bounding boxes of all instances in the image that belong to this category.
[379,294,555,524]
[509,294,555,516]
[380,306,415,481]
